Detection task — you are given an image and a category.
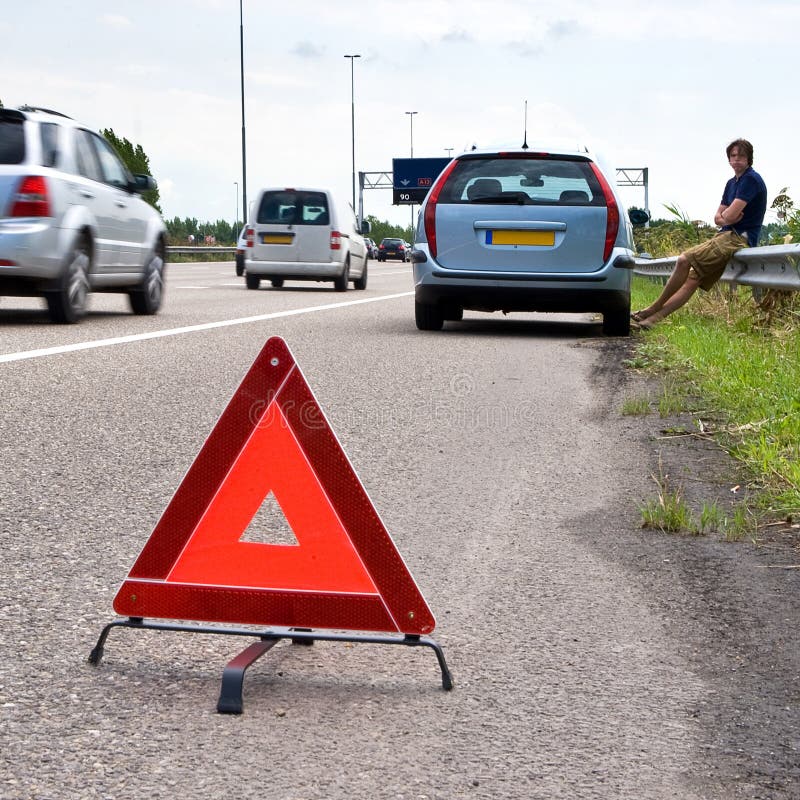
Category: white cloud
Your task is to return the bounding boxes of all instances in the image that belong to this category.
[101,14,131,28]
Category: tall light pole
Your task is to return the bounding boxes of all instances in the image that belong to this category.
[344,54,361,214]
[405,111,418,157]
[445,147,453,158]
[234,181,239,235]
[239,0,247,226]
[405,112,418,236]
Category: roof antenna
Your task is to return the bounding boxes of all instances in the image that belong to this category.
[521,100,529,150]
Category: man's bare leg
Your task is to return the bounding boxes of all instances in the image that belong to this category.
[635,253,692,319]
[640,274,702,326]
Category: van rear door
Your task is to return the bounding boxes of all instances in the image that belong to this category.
[251,189,331,265]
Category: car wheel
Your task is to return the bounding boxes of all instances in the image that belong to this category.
[45,235,91,324]
[235,255,244,277]
[129,247,165,315]
[354,261,368,290]
[602,307,631,336]
[246,273,261,290]
[334,258,350,292]
[415,301,444,331]
[270,279,284,288]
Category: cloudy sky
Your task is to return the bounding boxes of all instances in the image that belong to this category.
[2,0,796,229]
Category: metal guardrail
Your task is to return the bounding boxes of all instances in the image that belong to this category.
[164,243,800,291]
[167,246,236,256]
[634,243,800,291]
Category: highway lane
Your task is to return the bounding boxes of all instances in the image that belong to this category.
[1,264,797,799]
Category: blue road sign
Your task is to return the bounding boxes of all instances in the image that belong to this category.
[392,157,452,204]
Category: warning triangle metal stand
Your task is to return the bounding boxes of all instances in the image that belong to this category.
[89,619,453,714]
[89,337,453,713]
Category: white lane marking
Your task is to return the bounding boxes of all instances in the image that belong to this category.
[0,291,413,364]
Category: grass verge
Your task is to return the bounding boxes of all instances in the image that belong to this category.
[628,276,800,538]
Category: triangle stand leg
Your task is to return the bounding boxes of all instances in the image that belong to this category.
[217,638,279,714]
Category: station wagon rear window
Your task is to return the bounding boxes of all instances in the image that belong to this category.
[257,190,330,225]
[437,155,606,206]
[0,116,25,164]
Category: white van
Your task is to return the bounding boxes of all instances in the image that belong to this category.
[243,187,369,291]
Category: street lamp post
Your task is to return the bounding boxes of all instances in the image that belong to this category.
[405,111,418,236]
[445,147,453,158]
[405,111,418,157]
[344,54,361,215]
[239,0,247,229]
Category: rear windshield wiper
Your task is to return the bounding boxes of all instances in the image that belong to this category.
[469,193,529,205]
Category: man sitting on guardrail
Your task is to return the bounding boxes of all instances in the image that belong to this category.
[631,139,767,330]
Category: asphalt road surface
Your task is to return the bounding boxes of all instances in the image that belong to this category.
[1,262,798,799]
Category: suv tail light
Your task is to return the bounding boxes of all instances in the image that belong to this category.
[590,163,619,262]
[330,230,342,250]
[10,175,51,217]
[423,159,459,259]
[245,226,254,248]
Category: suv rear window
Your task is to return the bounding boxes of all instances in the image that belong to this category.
[256,190,330,225]
[0,116,25,164]
[437,155,605,206]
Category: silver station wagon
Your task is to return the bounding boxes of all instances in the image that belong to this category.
[411,145,638,335]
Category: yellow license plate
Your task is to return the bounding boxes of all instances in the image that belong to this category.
[262,233,293,244]
[486,230,555,246]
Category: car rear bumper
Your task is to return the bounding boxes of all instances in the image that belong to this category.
[413,247,631,313]
[245,259,344,278]
[0,220,63,281]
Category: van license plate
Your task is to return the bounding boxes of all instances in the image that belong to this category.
[262,233,293,244]
[486,230,555,246]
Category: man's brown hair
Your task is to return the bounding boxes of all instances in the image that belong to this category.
[726,138,754,166]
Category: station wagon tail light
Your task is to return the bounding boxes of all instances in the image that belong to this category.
[423,158,460,258]
[245,227,254,248]
[330,230,342,250]
[10,175,51,217]
[590,163,619,262]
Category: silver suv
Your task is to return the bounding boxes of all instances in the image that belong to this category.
[412,145,637,335]
[0,106,167,323]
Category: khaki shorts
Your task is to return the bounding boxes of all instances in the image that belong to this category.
[685,230,748,291]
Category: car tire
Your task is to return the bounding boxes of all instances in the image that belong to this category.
[129,247,165,315]
[334,258,350,292]
[45,235,91,324]
[246,273,261,290]
[270,279,284,288]
[354,261,368,290]
[602,307,631,336]
[415,301,444,331]
[235,255,244,277]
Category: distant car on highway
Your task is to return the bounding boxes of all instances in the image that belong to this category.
[411,143,637,334]
[377,237,410,262]
[235,225,251,276]
[0,105,167,323]
[363,237,378,259]
[244,187,369,291]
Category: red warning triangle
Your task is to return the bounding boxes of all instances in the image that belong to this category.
[113,337,435,636]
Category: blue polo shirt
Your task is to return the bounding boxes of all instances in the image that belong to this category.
[721,166,767,247]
